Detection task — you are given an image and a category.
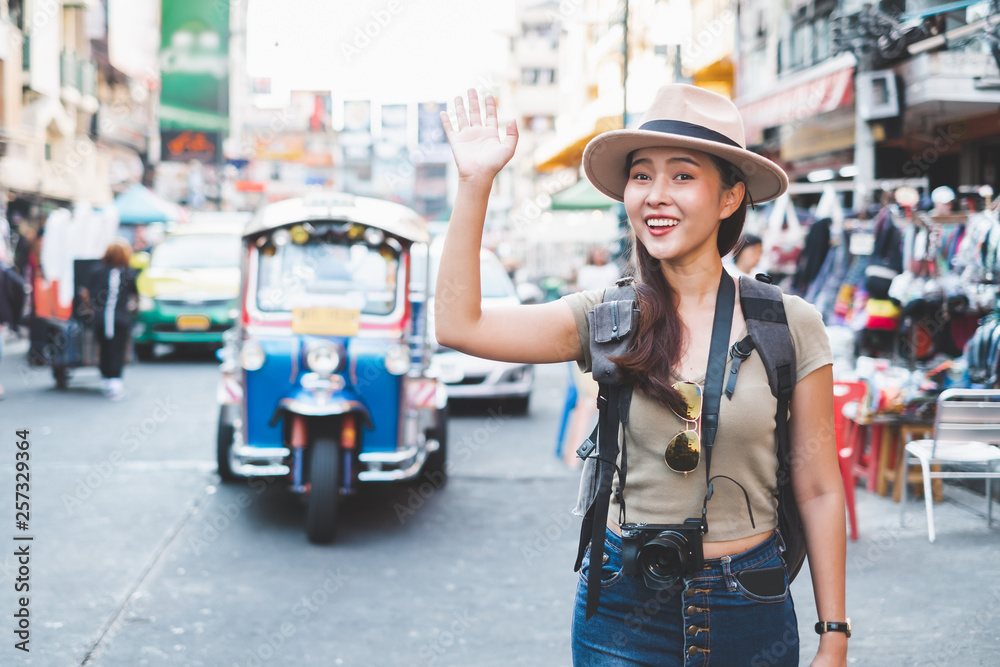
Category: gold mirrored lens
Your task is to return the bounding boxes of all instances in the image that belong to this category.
[672,381,702,421]
[665,430,700,473]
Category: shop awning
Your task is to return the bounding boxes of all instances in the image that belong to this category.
[549,179,616,210]
[692,57,735,100]
[737,54,856,146]
[534,96,625,172]
[901,0,981,21]
[113,184,183,225]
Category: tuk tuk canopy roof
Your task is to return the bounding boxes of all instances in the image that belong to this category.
[245,192,429,244]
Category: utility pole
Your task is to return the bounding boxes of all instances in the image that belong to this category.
[622,0,629,129]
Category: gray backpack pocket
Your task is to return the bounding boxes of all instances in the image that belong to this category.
[588,299,637,385]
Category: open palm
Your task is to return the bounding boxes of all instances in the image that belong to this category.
[440,89,518,181]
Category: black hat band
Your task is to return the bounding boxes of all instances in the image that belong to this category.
[638,120,741,149]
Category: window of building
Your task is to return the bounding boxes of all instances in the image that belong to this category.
[9,0,24,30]
[790,20,811,69]
[522,68,557,86]
[814,14,831,62]
[522,22,558,48]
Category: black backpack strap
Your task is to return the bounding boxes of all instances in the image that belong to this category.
[738,275,804,580]
[584,382,621,618]
[738,275,795,403]
[575,278,638,620]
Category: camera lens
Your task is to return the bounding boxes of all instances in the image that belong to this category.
[637,531,690,590]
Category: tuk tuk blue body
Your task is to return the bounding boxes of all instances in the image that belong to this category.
[216,192,447,543]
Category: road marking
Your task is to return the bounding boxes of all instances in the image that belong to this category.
[0,460,217,473]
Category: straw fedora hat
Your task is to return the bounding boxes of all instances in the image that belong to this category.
[583,84,788,204]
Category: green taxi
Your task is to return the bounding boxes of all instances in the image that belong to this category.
[133,215,248,359]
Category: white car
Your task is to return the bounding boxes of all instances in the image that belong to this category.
[418,238,534,414]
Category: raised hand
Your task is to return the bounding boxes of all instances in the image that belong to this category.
[440,89,518,183]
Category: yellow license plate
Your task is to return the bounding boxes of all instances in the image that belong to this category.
[176,315,210,331]
[291,307,361,336]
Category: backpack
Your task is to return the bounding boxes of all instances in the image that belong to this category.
[573,274,805,612]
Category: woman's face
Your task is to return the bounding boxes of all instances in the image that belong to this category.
[623,146,743,265]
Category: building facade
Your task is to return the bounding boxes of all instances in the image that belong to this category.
[0,0,159,230]
[734,0,1000,207]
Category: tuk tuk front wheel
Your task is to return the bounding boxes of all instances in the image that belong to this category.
[305,437,341,544]
[423,404,449,484]
[216,406,238,483]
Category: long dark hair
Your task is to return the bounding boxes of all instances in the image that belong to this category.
[612,154,748,413]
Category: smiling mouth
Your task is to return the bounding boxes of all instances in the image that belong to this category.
[646,217,679,228]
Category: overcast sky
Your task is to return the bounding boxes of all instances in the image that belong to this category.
[246,0,516,104]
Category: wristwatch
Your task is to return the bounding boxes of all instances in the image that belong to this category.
[815,619,851,638]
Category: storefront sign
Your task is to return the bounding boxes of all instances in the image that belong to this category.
[780,110,856,162]
[159,0,229,145]
[161,130,220,163]
[740,65,854,145]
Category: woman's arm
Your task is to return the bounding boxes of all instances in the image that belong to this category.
[788,364,848,667]
[436,90,581,365]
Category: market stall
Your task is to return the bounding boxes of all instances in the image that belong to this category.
[819,188,1000,513]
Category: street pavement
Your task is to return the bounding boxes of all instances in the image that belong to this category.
[0,331,998,666]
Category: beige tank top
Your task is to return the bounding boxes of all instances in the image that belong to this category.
[562,287,833,541]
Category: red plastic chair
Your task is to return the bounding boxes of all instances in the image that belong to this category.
[833,380,868,541]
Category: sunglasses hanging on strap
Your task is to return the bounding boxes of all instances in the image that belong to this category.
[573,273,802,619]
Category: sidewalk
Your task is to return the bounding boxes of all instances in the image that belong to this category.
[794,481,1000,666]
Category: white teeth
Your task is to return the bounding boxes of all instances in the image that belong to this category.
[646,219,678,227]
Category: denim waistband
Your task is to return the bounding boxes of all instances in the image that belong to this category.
[604,527,782,579]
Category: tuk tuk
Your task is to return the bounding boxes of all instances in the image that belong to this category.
[216,192,448,543]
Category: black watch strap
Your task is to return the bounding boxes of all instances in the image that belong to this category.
[815,620,852,638]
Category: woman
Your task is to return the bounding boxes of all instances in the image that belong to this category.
[82,238,138,400]
[436,85,847,666]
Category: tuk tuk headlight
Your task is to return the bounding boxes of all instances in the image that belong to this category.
[139,296,155,312]
[306,342,340,376]
[240,340,266,371]
[384,344,411,376]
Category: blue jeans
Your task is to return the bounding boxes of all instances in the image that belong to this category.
[572,528,798,666]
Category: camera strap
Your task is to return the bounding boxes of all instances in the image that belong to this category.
[698,271,735,535]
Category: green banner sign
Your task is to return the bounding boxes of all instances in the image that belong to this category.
[159,0,229,139]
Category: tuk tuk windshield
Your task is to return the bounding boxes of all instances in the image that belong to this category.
[256,241,399,315]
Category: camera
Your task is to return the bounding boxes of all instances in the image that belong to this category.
[621,518,705,590]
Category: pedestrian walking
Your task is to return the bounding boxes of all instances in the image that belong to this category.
[727,232,763,278]
[436,85,846,666]
[0,256,28,400]
[80,239,138,400]
[575,246,621,292]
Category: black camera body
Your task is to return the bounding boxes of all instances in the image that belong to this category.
[621,518,705,590]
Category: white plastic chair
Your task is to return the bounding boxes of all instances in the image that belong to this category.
[901,388,1000,542]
